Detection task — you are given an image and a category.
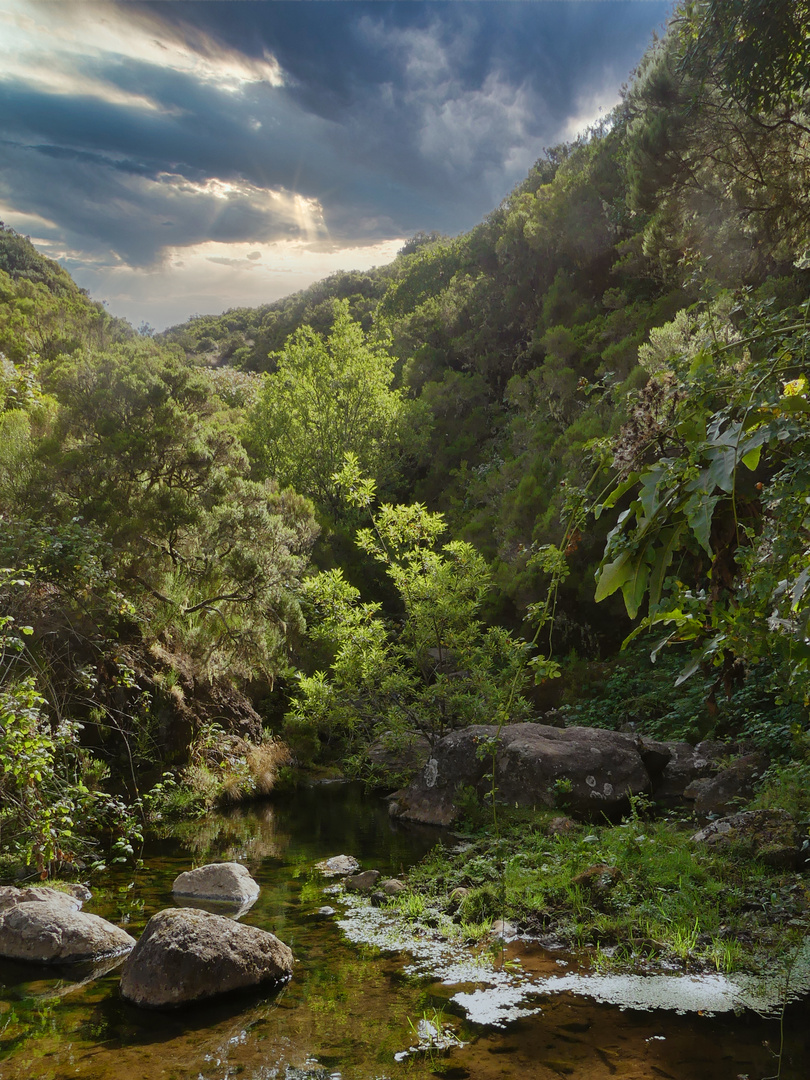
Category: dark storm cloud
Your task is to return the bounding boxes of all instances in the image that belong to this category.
[0,1,672,268]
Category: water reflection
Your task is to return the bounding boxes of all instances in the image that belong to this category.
[0,783,807,1079]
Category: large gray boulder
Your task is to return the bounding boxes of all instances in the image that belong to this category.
[684,752,769,816]
[172,862,260,904]
[391,723,654,826]
[366,731,431,778]
[0,899,135,963]
[650,740,728,808]
[0,885,82,913]
[119,907,293,1008]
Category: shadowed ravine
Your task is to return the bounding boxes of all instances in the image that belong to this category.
[0,783,808,1080]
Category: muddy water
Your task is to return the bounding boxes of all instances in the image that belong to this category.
[0,782,807,1080]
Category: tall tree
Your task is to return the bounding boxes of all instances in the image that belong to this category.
[244,300,427,515]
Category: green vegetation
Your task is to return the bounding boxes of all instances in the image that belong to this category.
[284,457,534,764]
[393,804,810,974]
[244,301,427,513]
[2,0,810,944]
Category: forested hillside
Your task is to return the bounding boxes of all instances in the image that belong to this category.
[2,0,810,878]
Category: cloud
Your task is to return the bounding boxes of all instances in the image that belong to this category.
[64,237,407,330]
[0,0,673,323]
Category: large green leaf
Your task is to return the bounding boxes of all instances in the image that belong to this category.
[705,446,736,493]
[741,443,762,471]
[621,552,651,620]
[594,473,639,519]
[594,550,632,603]
[685,492,720,556]
[648,523,686,609]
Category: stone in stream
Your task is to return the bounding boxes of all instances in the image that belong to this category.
[314,855,360,877]
[119,907,293,1008]
[381,878,406,896]
[172,862,260,904]
[0,885,83,913]
[0,900,135,964]
[344,870,381,893]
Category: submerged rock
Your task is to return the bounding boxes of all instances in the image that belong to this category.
[172,862,259,904]
[692,809,803,868]
[314,855,360,877]
[119,907,293,1008]
[0,900,135,964]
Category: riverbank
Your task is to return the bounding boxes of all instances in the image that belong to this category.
[388,803,810,977]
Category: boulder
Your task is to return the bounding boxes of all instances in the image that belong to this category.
[315,855,360,877]
[651,740,728,808]
[344,870,381,893]
[636,737,672,779]
[119,908,293,1008]
[684,753,769,816]
[172,862,259,904]
[381,879,406,896]
[366,731,431,777]
[692,809,803,868]
[0,886,82,913]
[0,900,135,963]
[391,723,654,826]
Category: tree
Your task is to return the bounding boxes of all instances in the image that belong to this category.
[244,300,427,515]
[283,457,534,763]
[680,0,810,113]
[13,340,319,682]
[594,293,810,716]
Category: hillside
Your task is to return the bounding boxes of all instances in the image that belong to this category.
[1,0,810,879]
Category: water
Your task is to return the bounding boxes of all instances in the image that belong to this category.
[0,781,807,1079]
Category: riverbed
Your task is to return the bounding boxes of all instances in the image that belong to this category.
[0,782,807,1079]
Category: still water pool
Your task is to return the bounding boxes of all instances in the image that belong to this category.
[0,782,807,1079]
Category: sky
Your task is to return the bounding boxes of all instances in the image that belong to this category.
[0,0,672,330]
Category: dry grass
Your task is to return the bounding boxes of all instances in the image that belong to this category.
[186,724,291,805]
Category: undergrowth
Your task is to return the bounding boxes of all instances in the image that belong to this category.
[395,803,810,974]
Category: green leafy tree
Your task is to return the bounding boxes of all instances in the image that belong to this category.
[284,457,534,762]
[244,300,428,514]
[595,293,810,716]
[0,571,142,876]
[24,341,319,682]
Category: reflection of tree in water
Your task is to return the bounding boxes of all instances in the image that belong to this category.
[166,804,291,867]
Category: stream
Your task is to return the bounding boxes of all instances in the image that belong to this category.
[0,781,808,1079]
